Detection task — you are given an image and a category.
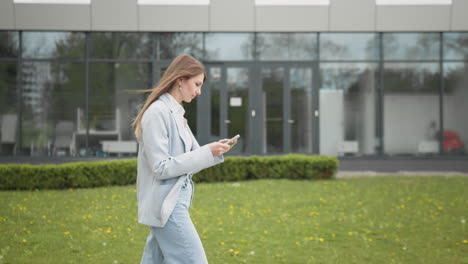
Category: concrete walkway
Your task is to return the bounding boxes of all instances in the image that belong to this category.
[337,158,468,177]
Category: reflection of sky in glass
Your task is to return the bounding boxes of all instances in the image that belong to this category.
[209,67,221,81]
[321,63,376,91]
[443,33,468,60]
[159,33,203,60]
[290,68,312,91]
[320,33,377,61]
[443,62,466,76]
[227,68,249,89]
[258,33,316,61]
[383,33,439,60]
[205,33,253,61]
[23,32,84,58]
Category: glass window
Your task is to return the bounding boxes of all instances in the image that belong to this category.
[89,62,150,156]
[205,33,254,61]
[209,67,221,140]
[444,33,468,61]
[262,67,284,153]
[20,62,85,156]
[383,33,440,61]
[0,62,17,155]
[290,67,314,153]
[257,33,317,61]
[90,32,152,60]
[320,63,377,156]
[22,32,86,59]
[226,67,249,154]
[158,33,203,60]
[383,63,440,155]
[383,63,440,93]
[0,31,19,58]
[320,33,378,61]
[443,63,468,155]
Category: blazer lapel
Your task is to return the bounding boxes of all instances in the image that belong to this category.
[172,112,191,153]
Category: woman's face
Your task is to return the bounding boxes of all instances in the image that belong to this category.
[179,73,204,103]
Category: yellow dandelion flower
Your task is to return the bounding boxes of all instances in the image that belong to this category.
[64,231,70,235]
[22,239,27,243]
[220,241,225,245]
[309,236,315,240]
[348,232,353,236]
[463,240,468,244]
[264,230,268,234]
[229,249,234,252]
[42,215,46,219]
[368,238,373,242]
[319,238,325,242]
[234,251,240,255]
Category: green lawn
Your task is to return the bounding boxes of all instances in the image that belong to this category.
[1,176,467,264]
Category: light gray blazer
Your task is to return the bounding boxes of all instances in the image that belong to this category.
[137,93,224,227]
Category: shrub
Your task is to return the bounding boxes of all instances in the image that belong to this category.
[0,155,338,190]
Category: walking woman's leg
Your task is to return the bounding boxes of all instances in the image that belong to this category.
[152,183,208,264]
[140,228,164,264]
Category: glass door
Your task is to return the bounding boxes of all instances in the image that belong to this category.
[198,64,251,155]
[289,67,314,153]
[260,67,285,153]
[258,65,317,154]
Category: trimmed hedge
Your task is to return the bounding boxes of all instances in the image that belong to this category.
[0,154,338,190]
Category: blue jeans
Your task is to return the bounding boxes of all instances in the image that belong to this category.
[140,178,208,264]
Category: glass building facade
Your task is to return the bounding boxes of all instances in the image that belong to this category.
[0,31,467,157]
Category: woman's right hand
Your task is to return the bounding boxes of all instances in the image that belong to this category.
[207,142,231,157]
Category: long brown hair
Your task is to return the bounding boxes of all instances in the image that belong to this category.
[132,54,206,141]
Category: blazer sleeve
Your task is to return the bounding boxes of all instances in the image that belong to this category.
[142,108,219,181]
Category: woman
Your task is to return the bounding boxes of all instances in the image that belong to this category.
[133,54,237,264]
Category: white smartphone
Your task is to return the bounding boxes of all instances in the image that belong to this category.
[227,134,240,146]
